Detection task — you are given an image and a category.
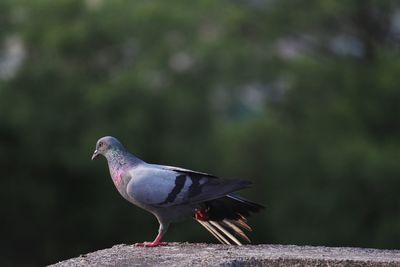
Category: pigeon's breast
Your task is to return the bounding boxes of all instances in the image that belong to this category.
[110,168,132,199]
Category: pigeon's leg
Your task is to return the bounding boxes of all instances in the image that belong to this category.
[135,221,169,247]
[194,207,209,221]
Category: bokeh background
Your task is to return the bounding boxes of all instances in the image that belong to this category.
[1,0,400,266]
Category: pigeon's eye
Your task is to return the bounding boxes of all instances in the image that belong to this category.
[98,142,103,148]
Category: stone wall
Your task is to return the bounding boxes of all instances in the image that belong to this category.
[49,243,400,266]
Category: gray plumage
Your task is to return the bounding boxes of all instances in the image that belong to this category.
[92,136,264,247]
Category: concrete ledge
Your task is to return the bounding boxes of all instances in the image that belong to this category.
[49,243,400,267]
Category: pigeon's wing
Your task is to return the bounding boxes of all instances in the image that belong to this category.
[125,164,252,208]
[151,164,217,178]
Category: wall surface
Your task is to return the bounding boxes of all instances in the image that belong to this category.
[49,243,400,266]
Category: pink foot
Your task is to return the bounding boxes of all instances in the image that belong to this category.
[135,233,167,247]
[194,208,209,221]
[135,241,168,247]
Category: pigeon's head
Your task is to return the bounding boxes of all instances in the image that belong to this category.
[91,136,124,160]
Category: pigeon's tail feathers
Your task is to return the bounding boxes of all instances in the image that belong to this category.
[206,194,265,221]
[196,195,264,244]
[222,219,251,243]
[195,219,246,245]
[196,220,228,244]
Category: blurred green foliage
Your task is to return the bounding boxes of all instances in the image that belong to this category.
[1,0,400,265]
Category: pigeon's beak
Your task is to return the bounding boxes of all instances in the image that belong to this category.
[91,149,99,160]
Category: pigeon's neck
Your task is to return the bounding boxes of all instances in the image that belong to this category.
[105,148,142,178]
[104,148,142,199]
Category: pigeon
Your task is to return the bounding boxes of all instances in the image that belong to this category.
[92,136,264,247]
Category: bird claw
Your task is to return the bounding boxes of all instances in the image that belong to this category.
[134,241,167,247]
[194,208,209,221]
